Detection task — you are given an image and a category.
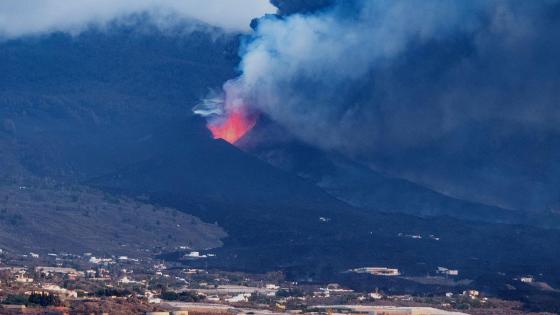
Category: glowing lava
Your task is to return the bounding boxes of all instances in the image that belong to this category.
[208,109,257,144]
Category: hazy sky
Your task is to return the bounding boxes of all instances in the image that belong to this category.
[0,0,275,37]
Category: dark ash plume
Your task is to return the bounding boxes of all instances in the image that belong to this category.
[227,0,560,155]
[219,0,560,211]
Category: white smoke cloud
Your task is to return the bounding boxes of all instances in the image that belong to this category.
[223,0,560,154]
[0,0,275,38]
[223,0,483,152]
[214,0,560,212]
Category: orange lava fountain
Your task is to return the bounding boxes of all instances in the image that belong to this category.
[208,109,257,144]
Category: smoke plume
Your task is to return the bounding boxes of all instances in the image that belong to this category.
[220,0,560,156]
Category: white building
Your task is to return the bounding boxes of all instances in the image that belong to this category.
[369,292,383,300]
[225,293,251,303]
[41,284,78,298]
[311,305,469,315]
[437,267,459,276]
[184,251,207,258]
[35,266,81,277]
[463,290,479,299]
[351,267,400,276]
[15,271,33,283]
[520,276,534,283]
[89,256,113,264]
[206,295,220,302]
[118,276,141,284]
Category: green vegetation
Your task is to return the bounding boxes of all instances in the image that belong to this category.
[160,290,203,302]
[249,293,274,305]
[2,293,62,307]
[28,292,62,307]
[94,288,132,297]
[2,294,28,305]
[276,288,304,298]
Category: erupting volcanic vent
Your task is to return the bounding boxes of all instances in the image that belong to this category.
[193,90,258,144]
[207,108,257,144]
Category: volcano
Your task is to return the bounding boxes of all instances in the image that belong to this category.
[207,108,257,144]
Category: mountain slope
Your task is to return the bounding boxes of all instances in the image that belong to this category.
[0,179,226,256]
[0,26,239,182]
[369,120,560,213]
[91,118,348,210]
[237,119,559,227]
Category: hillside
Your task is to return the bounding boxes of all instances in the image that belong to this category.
[0,177,226,256]
[0,26,239,182]
[91,118,348,211]
[238,119,560,228]
[369,120,560,213]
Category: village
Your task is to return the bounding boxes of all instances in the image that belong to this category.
[0,247,537,315]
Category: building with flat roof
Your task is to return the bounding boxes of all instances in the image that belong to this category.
[310,305,468,315]
[351,267,400,276]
